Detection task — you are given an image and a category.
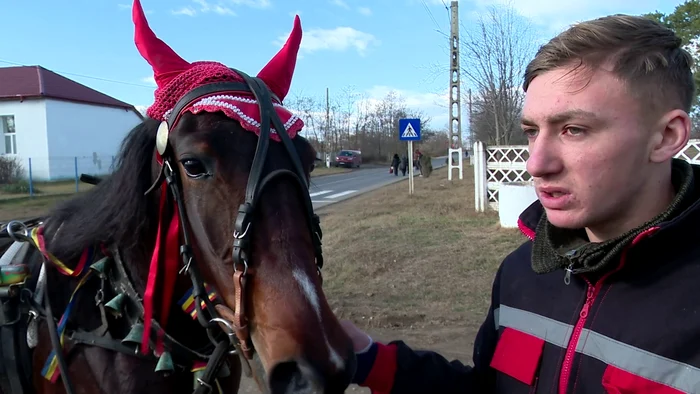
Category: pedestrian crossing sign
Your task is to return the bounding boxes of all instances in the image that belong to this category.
[399,118,421,141]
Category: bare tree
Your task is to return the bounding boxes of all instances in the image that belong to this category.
[471,86,527,145]
[287,91,324,153]
[458,2,536,145]
[286,87,442,163]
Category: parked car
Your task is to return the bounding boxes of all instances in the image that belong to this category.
[334,150,362,168]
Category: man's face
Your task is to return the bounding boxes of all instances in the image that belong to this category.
[522,65,654,233]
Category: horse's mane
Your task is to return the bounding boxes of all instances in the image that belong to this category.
[43,117,161,266]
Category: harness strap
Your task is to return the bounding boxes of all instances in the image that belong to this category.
[41,269,94,383]
[66,330,154,359]
[0,290,32,394]
[193,341,229,394]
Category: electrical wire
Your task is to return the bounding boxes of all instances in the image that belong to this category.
[0,58,155,89]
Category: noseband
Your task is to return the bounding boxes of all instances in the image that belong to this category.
[149,68,324,388]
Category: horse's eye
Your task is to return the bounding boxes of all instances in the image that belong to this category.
[181,158,207,178]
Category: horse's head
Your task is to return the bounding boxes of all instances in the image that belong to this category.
[132,1,355,392]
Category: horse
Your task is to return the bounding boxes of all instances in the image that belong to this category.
[0,1,357,393]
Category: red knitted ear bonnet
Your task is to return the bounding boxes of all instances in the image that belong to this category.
[133,0,304,141]
[131,0,306,356]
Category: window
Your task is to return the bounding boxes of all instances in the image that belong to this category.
[1,116,16,155]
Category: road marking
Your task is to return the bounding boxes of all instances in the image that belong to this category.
[325,190,357,199]
[309,190,333,197]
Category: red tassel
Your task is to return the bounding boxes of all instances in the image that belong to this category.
[142,181,167,354]
[159,202,181,331]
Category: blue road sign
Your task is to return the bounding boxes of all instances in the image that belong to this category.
[399,118,421,141]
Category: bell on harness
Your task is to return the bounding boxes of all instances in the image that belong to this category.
[105,293,127,317]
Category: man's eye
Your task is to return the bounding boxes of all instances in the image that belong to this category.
[564,127,586,135]
[523,129,538,138]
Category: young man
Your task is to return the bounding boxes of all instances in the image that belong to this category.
[339,14,700,393]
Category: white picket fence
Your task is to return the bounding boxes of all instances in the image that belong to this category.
[473,139,700,212]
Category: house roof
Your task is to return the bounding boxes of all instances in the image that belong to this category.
[0,65,142,114]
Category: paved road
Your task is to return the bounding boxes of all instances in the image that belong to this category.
[310,156,448,209]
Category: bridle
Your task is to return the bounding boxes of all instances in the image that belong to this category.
[146,67,325,390]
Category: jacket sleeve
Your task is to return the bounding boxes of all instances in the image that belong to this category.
[352,265,503,394]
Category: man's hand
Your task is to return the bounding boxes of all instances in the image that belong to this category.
[339,319,373,353]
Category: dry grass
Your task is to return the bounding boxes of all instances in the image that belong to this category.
[317,165,526,357]
[33,180,95,195]
[0,194,74,221]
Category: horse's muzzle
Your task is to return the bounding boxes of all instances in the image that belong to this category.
[268,353,356,394]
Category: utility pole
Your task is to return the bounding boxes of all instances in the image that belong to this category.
[468,88,473,152]
[448,0,463,181]
[326,87,330,156]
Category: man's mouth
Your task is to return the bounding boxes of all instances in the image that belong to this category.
[546,191,566,198]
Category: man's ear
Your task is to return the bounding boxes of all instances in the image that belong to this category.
[649,109,691,163]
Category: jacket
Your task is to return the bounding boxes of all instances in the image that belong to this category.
[353,159,700,393]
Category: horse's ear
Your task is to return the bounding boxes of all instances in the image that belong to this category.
[132,0,191,89]
[256,15,302,102]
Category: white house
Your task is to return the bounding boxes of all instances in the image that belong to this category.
[0,65,144,181]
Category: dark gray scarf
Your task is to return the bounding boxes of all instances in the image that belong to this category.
[531,159,695,275]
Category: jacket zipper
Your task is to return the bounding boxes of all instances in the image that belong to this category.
[557,234,650,393]
[518,217,659,393]
[558,280,596,394]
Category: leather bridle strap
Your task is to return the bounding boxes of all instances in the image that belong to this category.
[231,70,323,270]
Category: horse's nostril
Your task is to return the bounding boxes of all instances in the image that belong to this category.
[268,360,319,394]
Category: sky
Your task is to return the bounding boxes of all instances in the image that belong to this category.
[0,0,682,131]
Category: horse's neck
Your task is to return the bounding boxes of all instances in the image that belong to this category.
[108,244,210,347]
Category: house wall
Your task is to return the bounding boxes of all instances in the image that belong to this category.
[44,99,143,180]
[0,99,50,179]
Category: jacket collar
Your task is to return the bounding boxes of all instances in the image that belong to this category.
[518,159,700,275]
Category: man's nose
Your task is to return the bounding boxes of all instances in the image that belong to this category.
[526,135,563,178]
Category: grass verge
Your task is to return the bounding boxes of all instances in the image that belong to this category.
[318,165,526,360]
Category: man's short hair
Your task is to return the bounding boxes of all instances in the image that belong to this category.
[523,14,695,115]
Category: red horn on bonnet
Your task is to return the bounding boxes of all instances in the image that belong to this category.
[256,15,302,102]
[133,0,191,89]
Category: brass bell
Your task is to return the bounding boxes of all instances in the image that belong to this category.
[121,323,144,345]
[193,369,205,390]
[155,351,174,373]
[217,362,230,378]
[104,293,126,317]
[89,257,110,275]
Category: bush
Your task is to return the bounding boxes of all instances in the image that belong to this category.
[0,156,24,184]
[1,180,36,194]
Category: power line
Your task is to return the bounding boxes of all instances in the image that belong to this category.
[0,58,155,89]
[420,0,443,32]
[441,0,451,24]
